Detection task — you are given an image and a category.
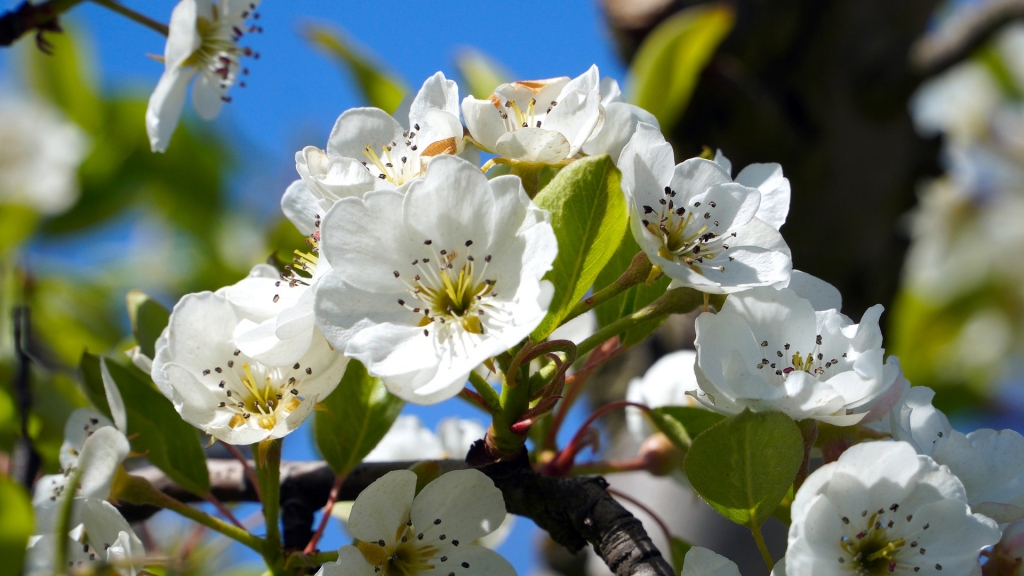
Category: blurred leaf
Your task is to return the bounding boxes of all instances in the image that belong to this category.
[684,409,802,527]
[531,155,628,341]
[82,353,211,496]
[0,475,33,576]
[304,24,408,114]
[592,232,670,345]
[314,360,403,475]
[670,537,692,574]
[23,28,103,134]
[0,206,40,254]
[647,409,692,452]
[455,48,511,98]
[629,4,735,129]
[654,406,726,448]
[30,277,121,366]
[126,291,169,359]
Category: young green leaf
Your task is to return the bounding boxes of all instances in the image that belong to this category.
[126,290,169,359]
[303,24,408,114]
[0,476,33,576]
[628,4,735,130]
[531,155,628,340]
[81,353,211,496]
[455,48,511,99]
[683,410,803,527]
[314,360,404,475]
[653,406,726,448]
[592,232,670,345]
[670,536,693,574]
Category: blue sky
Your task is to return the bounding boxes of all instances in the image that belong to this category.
[0,1,625,572]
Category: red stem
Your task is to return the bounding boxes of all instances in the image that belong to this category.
[544,339,624,450]
[303,474,345,554]
[458,387,490,412]
[221,441,261,502]
[205,493,246,530]
[606,487,674,545]
[547,400,650,475]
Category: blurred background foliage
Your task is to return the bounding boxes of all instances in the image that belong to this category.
[2,0,1024,574]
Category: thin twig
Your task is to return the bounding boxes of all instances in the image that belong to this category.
[303,474,344,554]
[205,493,246,530]
[11,307,40,489]
[221,441,261,502]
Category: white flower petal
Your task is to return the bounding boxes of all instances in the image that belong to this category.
[735,163,790,230]
[315,545,377,576]
[146,65,198,153]
[191,72,226,121]
[411,469,506,545]
[348,470,416,545]
[681,547,741,576]
[493,128,571,164]
[461,96,507,152]
[326,108,405,165]
[581,101,659,160]
[540,89,603,157]
[281,180,322,236]
[99,358,128,434]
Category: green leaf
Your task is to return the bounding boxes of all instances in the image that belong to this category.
[126,291,170,359]
[314,361,404,475]
[531,155,628,340]
[304,24,408,114]
[0,475,33,576]
[670,536,693,574]
[455,48,511,98]
[592,232,670,345]
[0,205,40,253]
[654,406,726,445]
[628,4,735,129]
[81,354,210,496]
[683,410,803,527]
[646,409,692,452]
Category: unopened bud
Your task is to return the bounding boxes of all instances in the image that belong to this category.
[639,433,684,476]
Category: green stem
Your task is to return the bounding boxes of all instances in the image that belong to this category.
[112,470,263,552]
[468,371,502,413]
[89,0,168,35]
[563,251,652,326]
[576,287,704,357]
[750,522,775,571]
[53,468,83,571]
[257,439,284,573]
[488,368,534,458]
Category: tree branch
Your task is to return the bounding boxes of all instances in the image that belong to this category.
[911,0,1024,75]
[116,452,674,575]
[0,0,83,50]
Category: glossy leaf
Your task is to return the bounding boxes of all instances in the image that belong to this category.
[592,232,670,345]
[314,360,404,475]
[0,475,33,576]
[683,410,803,527]
[126,291,170,360]
[531,155,628,340]
[81,354,210,496]
[657,407,726,441]
[304,24,408,114]
[629,4,735,129]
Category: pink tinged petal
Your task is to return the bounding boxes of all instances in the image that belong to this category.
[326,107,405,160]
[315,545,378,576]
[165,0,202,68]
[735,163,790,230]
[348,470,417,545]
[540,89,603,156]
[493,128,571,163]
[411,470,507,545]
[785,270,842,312]
[281,180,321,235]
[192,72,226,121]
[146,65,198,153]
[681,547,741,576]
[581,101,659,160]
[409,71,461,125]
[461,96,507,152]
[420,544,516,576]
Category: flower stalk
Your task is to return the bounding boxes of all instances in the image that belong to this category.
[257,438,285,573]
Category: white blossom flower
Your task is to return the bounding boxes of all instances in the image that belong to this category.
[911,62,1001,145]
[26,499,146,576]
[625,350,702,444]
[316,469,514,576]
[0,95,88,215]
[618,123,792,294]
[297,72,466,194]
[147,0,261,152]
[692,275,900,424]
[784,441,1000,575]
[462,65,604,164]
[890,386,1024,523]
[681,547,740,576]
[581,76,659,161]
[314,155,557,404]
[152,291,348,444]
[364,415,486,462]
